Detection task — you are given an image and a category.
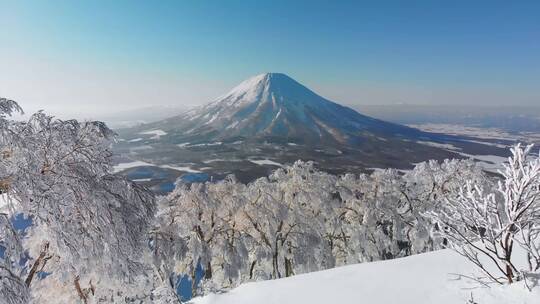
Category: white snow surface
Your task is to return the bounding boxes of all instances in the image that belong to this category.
[113,160,154,172]
[191,248,539,304]
[453,151,509,173]
[409,123,540,144]
[186,142,223,148]
[160,165,201,173]
[0,194,20,212]
[139,129,167,139]
[416,140,461,151]
[249,159,283,167]
[0,194,9,211]
[203,158,243,164]
[218,73,268,107]
[113,160,201,173]
[132,178,152,182]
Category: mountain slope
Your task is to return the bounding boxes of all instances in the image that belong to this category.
[115,73,507,186]
[138,73,425,145]
[191,248,539,304]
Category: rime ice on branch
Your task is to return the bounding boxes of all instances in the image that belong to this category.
[0,99,171,304]
[154,158,488,294]
[429,144,540,284]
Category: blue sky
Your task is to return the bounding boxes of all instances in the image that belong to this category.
[0,0,538,116]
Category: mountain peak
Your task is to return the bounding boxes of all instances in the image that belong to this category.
[261,72,294,81]
[220,72,317,107]
[253,72,292,80]
[153,73,422,146]
[118,74,464,184]
[228,72,296,92]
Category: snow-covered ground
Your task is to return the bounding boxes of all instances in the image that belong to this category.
[0,194,20,214]
[203,158,243,164]
[191,249,539,304]
[443,151,509,173]
[249,159,283,167]
[131,178,152,182]
[414,138,511,173]
[409,123,540,144]
[416,140,461,151]
[0,194,9,211]
[409,124,517,141]
[160,164,201,173]
[187,142,223,147]
[139,129,167,139]
[113,160,201,173]
[113,160,155,172]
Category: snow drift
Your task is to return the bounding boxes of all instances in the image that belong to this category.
[191,248,539,304]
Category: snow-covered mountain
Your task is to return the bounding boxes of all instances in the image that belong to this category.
[115,73,509,185]
[191,248,539,304]
[143,73,423,145]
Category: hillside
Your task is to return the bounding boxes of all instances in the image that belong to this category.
[114,73,507,186]
[191,248,539,304]
[133,73,428,144]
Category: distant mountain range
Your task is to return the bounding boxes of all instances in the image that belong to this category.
[114,73,510,188]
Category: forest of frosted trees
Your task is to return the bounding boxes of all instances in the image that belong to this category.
[1,99,539,303]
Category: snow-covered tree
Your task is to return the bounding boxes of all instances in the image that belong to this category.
[429,144,540,284]
[240,162,333,280]
[1,98,30,304]
[154,163,332,294]
[401,159,488,254]
[334,159,486,264]
[0,212,30,304]
[154,158,487,295]
[0,100,162,303]
[155,182,221,297]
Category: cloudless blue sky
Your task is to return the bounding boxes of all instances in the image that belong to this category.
[1,0,538,116]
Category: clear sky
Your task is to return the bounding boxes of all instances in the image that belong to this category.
[1,0,539,117]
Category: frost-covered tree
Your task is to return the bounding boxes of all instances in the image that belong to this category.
[401,159,488,253]
[240,163,334,280]
[335,159,486,263]
[0,213,30,304]
[1,98,30,304]
[155,181,223,297]
[429,144,540,284]
[0,99,164,303]
[154,163,335,295]
[154,157,487,295]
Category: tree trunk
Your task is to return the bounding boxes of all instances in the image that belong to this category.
[74,276,88,304]
[272,250,280,279]
[25,242,51,287]
[285,243,294,277]
[502,229,515,284]
[285,258,294,277]
[506,264,514,284]
[249,260,257,280]
[205,261,212,280]
[191,265,198,297]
